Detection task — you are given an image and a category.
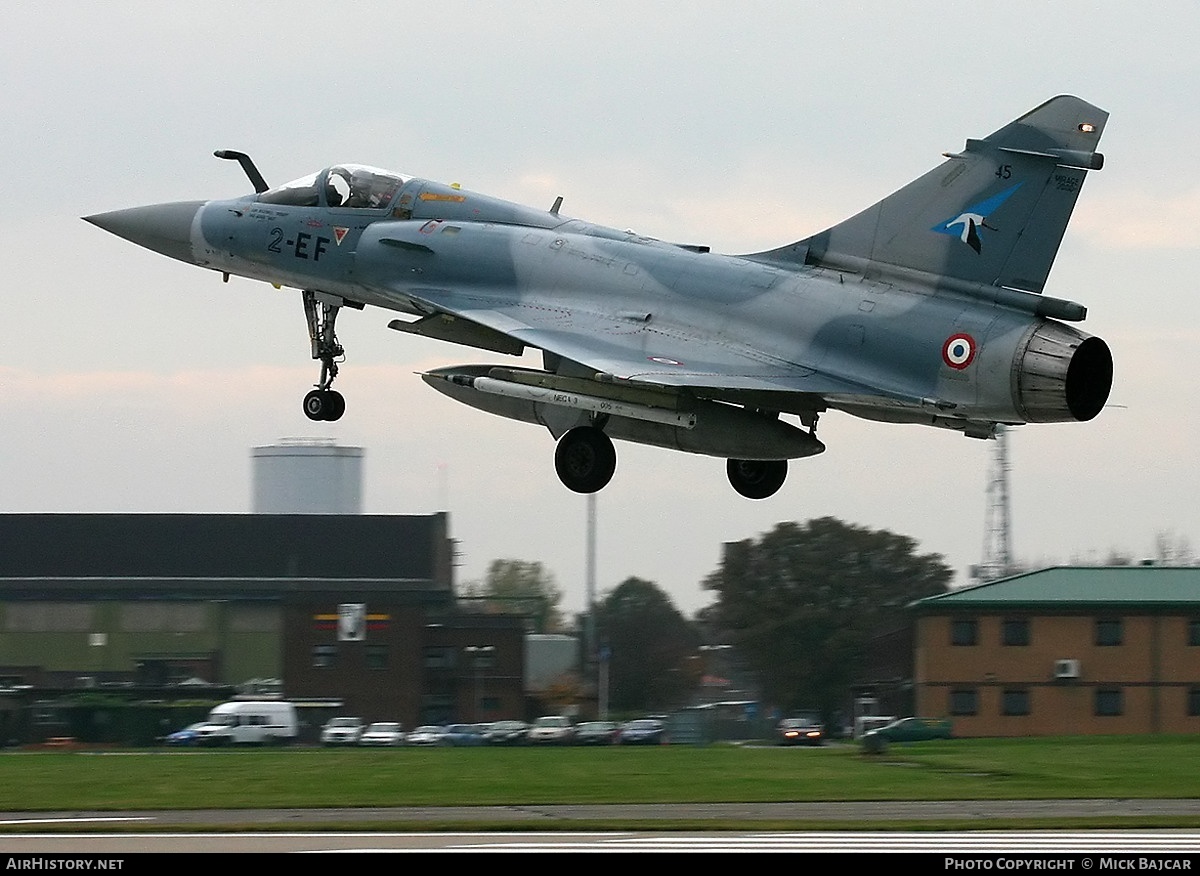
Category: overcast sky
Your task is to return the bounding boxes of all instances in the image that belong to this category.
[3,3,1198,618]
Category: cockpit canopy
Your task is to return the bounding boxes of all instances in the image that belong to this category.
[258,165,409,209]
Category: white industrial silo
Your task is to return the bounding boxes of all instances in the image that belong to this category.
[251,438,364,514]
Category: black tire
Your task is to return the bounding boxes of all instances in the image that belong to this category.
[303,389,327,421]
[324,390,346,421]
[726,458,787,499]
[303,389,346,421]
[554,427,617,493]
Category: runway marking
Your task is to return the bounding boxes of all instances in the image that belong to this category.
[0,817,153,826]
[5,830,1200,853]
[440,832,1200,853]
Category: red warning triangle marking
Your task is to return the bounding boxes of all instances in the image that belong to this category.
[333,227,349,245]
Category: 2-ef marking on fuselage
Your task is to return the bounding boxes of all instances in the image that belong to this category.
[268,227,331,261]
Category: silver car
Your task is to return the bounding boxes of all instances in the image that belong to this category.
[320,716,364,746]
[404,725,448,746]
[527,715,575,745]
[358,722,405,746]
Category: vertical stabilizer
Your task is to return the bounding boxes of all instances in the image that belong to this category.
[759,96,1107,295]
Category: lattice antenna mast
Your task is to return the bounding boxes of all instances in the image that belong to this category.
[979,424,1013,581]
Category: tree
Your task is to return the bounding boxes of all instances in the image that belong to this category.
[1154,530,1196,566]
[703,517,952,727]
[595,577,699,713]
[461,559,566,632]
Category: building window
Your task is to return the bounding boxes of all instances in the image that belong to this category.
[365,644,388,670]
[1095,688,1123,716]
[1002,618,1030,646]
[423,646,455,669]
[951,619,978,646]
[420,694,454,725]
[464,645,496,669]
[1188,688,1200,717]
[1095,618,1123,646]
[312,644,336,668]
[1001,688,1030,716]
[949,688,978,716]
[1189,620,1200,647]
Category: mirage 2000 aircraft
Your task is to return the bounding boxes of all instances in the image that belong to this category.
[86,95,1113,499]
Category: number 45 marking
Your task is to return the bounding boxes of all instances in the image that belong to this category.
[995,164,1012,179]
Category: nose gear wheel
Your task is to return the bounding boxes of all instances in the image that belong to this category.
[303,389,346,422]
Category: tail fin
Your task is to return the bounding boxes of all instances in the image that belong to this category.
[760,95,1107,295]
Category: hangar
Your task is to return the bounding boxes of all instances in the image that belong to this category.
[912,566,1200,736]
[0,513,529,742]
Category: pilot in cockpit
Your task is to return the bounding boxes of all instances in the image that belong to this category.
[342,179,372,208]
[325,169,351,207]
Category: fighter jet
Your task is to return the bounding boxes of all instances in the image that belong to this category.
[85,95,1112,499]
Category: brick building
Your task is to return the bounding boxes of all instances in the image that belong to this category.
[912,566,1200,736]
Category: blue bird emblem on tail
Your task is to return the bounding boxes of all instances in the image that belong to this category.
[932,182,1023,254]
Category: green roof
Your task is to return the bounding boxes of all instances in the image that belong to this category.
[912,566,1200,611]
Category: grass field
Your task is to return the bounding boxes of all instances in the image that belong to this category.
[1,735,1199,832]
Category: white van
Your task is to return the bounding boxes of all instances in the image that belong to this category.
[195,700,298,746]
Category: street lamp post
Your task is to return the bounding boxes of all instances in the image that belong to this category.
[598,643,610,720]
[463,645,495,722]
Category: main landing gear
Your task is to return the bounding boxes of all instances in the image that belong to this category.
[726,459,788,499]
[302,290,346,422]
[723,409,815,499]
[554,426,617,494]
[551,424,790,499]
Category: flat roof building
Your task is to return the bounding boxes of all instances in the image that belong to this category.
[0,513,528,739]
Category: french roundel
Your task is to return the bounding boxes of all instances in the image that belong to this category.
[942,333,977,370]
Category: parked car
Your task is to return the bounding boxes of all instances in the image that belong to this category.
[527,715,575,745]
[864,716,954,743]
[776,717,824,746]
[321,716,365,746]
[443,723,486,746]
[163,721,207,746]
[482,720,529,745]
[358,722,406,746]
[617,718,667,745]
[405,724,449,746]
[573,721,619,745]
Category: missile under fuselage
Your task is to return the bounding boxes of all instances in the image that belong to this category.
[422,365,825,461]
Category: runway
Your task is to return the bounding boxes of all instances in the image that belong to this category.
[5,801,1200,854]
[2,828,1200,854]
[6,798,1200,827]
[2,796,1200,830]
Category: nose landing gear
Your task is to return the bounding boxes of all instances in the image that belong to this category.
[302,289,348,422]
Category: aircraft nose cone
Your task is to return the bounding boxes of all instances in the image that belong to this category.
[83,200,205,264]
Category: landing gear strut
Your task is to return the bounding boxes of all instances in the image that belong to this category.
[302,289,345,422]
[555,426,617,493]
[726,458,788,499]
